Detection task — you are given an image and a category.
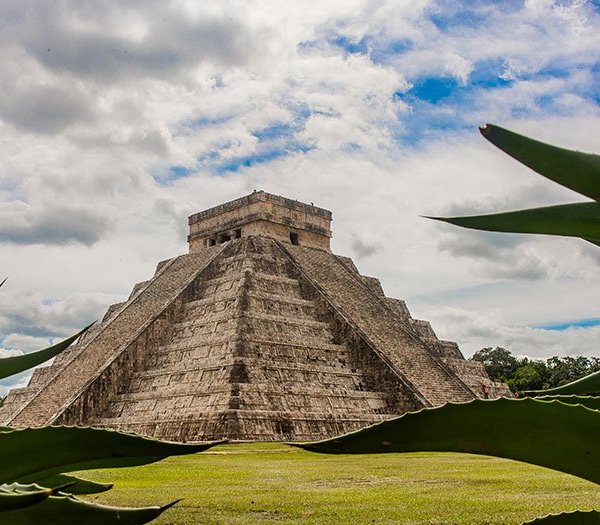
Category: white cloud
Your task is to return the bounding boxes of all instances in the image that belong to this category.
[415,305,600,359]
[1,0,600,399]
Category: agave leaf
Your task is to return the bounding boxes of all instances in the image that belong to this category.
[295,398,600,485]
[523,509,600,524]
[0,481,78,512]
[0,426,221,484]
[0,485,51,512]
[0,493,179,524]
[524,371,600,396]
[35,474,113,495]
[0,323,94,381]
[532,395,600,411]
[426,202,600,241]
[480,124,600,201]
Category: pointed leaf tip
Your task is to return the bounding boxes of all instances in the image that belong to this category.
[479,123,493,137]
[477,124,600,200]
[421,215,452,223]
[160,499,183,512]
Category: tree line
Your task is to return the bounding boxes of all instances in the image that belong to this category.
[470,347,600,393]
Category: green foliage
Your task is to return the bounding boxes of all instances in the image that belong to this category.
[0,419,219,522]
[0,484,58,511]
[508,361,551,392]
[471,347,519,381]
[0,426,216,484]
[35,474,112,495]
[525,370,600,396]
[428,202,600,242]
[479,123,600,201]
[0,278,217,522]
[295,398,600,485]
[415,125,600,522]
[470,348,600,394]
[426,124,600,245]
[0,483,178,524]
[0,278,96,381]
[536,395,600,410]
[546,356,600,388]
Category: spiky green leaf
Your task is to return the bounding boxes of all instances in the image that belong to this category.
[0,426,221,484]
[35,474,113,495]
[525,371,600,396]
[295,398,600,485]
[0,323,94,381]
[532,395,600,410]
[0,491,178,524]
[0,485,51,512]
[523,509,600,524]
[426,202,600,241]
[480,124,600,200]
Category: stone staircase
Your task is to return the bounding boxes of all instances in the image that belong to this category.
[85,237,398,441]
[0,235,500,442]
[279,242,475,407]
[1,246,224,428]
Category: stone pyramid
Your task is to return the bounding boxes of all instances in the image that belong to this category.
[0,191,510,441]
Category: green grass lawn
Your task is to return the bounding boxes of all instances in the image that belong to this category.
[77,443,600,524]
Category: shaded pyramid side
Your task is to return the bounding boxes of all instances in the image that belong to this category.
[279,242,478,406]
[334,263,512,399]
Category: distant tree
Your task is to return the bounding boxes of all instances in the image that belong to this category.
[545,356,600,388]
[506,359,550,392]
[471,347,519,382]
[470,348,600,394]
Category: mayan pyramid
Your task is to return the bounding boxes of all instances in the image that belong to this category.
[0,191,510,441]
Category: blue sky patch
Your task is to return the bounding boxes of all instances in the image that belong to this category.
[407,77,460,104]
[537,318,600,331]
[253,122,297,141]
[189,114,232,129]
[330,35,369,55]
[213,143,313,174]
[430,8,489,31]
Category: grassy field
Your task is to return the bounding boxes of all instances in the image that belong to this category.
[77,443,600,524]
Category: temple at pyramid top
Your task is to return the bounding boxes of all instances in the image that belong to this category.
[0,191,511,442]
[188,190,333,252]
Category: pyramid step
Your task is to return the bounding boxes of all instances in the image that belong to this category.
[242,312,329,329]
[283,243,475,406]
[143,350,356,375]
[5,246,225,428]
[91,410,391,437]
[246,290,313,307]
[210,251,294,277]
[121,366,373,394]
[93,409,391,426]
[145,340,352,369]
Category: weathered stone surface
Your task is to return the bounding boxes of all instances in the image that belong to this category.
[0,191,511,440]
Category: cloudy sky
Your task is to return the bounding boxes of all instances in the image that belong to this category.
[1,0,600,395]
